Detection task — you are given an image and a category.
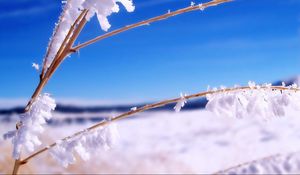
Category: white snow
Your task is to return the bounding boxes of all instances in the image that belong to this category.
[108,110,300,173]
[1,109,300,173]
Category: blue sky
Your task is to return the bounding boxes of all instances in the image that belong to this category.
[0,0,299,102]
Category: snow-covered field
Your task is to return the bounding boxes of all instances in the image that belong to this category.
[2,109,300,174]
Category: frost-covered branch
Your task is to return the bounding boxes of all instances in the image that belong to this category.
[18,84,300,167]
[41,0,135,76]
[206,82,300,119]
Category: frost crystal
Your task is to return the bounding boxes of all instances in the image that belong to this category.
[131,107,137,111]
[206,83,300,119]
[83,0,135,31]
[43,0,135,69]
[248,81,256,89]
[3,94,56,159]
[49,123,120,167]
[32,63,40,71]
[174,93,187,112]
[199,3,205,11]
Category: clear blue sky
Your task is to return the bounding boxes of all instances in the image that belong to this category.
[0,0,299,102]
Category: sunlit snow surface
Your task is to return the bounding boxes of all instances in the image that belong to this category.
[1,110,300,174]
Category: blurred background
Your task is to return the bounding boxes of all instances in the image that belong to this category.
[1,0,300,174]
[0,0,299,101]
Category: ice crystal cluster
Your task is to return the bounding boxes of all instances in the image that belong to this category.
[220,151,300,174]
[44,0,134,68]
[83,0,135,31]
[174,93,188,112]
[206,82,300,119]
[3,94,56,159]
[49,122,119,167]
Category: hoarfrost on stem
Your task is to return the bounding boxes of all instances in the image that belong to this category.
[44,0,135,69]
[206,82,300,119]
[174,93,187,112]
[248,81,256,89]
[83,0,135,31]
[199,3,205,11]
[49,122,120,167]
[44,0,85,69]
[3,93,56,159]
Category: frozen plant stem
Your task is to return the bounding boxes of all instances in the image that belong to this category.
[16,86,300,169]
[12,0,232,174]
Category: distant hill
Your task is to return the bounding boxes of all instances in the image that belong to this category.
[1,76,299,115]
[0,98,208,115]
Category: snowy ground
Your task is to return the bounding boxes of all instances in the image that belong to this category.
[2,109,300,174]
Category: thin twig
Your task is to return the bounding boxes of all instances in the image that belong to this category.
[72,0,233,52]
[20,86,299,164]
